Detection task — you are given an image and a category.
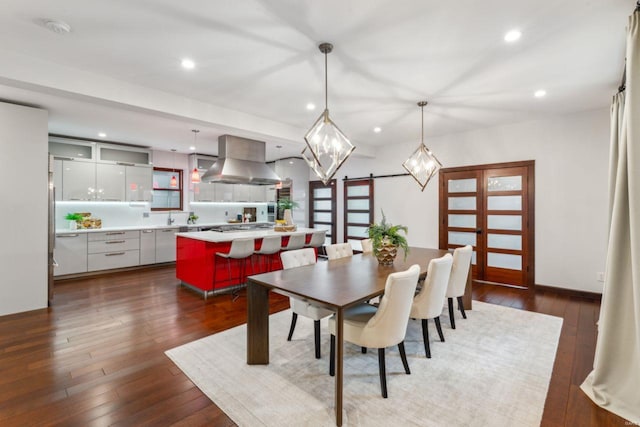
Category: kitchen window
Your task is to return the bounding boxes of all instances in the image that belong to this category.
[151,167,183,211]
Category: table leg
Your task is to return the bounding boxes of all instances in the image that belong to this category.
[335,308,343,426]
[247,280,269,364]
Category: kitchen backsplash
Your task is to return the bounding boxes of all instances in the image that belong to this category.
[55,201,269,230]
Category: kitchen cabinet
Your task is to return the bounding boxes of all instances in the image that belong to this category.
[155,228,177,263]
[215,183,234,202]
[87,230,140,271]
[49,138,96,161]
[54,233,88,276]
[61,161,96,201]
[140,229,156,265]
[126,165,153,201]
[250,185,266,202]
[96,163,126,201]
[233,184,252,202]
[53,159,63,201]
[194,182,216,202]
[97,144,152,165]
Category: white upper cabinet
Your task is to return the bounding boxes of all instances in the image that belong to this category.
[125,165,153,201]
[62,161,96,201]
[51,138,153,201]
[215,183,234,202]
[96,163,126,201]
[233,184,252,202]
[250,185,266,202]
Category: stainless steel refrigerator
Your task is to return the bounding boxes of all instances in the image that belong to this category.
[48,155,56,305]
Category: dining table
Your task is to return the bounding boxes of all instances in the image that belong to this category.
[246,246,472,426]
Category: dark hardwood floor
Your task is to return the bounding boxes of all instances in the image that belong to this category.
[0,266,628,426]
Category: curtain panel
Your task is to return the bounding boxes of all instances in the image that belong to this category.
[581,10,640,425]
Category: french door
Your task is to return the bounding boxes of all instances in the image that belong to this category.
[439,161,534,288]
[309,179,337,246]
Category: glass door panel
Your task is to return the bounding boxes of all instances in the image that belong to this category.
[440,163,533,288]
[309,180,336,246]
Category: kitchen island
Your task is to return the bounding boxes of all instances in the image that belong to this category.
[176,227,318,298]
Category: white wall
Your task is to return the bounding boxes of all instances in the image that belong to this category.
[336,108,610,293]
[0,102,48,315]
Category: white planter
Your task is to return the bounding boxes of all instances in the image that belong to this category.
[283,209,293,225]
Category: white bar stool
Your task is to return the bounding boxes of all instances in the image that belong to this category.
[253,235,282,273]
[281,233,305,251]
[215,238,255,301]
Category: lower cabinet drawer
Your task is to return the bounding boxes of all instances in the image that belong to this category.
[88,250,140,271]
[88,238,139,254]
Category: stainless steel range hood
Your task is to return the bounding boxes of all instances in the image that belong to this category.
[200,135,281,185]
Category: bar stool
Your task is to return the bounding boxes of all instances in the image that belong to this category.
[253,235,281,273]
[215,238,255,301]
[281,233,305,251]
[305,230,327,257]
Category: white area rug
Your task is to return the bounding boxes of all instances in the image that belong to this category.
[166,301,562,426]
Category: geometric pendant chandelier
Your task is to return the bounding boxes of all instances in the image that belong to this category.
[303,42,355,185]
[402,101,442,191]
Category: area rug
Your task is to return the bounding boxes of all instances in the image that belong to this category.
[166,301,562,426]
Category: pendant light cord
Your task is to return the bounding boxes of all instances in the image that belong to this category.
[421,104,424,144]
[324,51,328,111]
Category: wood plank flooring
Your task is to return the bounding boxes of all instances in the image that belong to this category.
[0,266,629,426]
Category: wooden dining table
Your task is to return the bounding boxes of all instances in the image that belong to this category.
[246,247,472,426]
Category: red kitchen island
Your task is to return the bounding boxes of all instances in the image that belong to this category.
[176,228,318,299]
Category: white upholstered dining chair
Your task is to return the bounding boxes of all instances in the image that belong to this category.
[325,242,353,260]
[280,248,332,359]
[445,245,473,329]
[328,264,421,398]
[361,238,373,254]
[409,253,453,358]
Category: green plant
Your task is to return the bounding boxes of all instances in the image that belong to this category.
[65,213,83,222]
[367,210,409,256]
[277,198,299,210]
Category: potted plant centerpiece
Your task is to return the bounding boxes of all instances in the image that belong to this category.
[367,211,409,265]
[277,197,299,226]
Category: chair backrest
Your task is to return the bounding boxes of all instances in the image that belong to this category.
[307,230,327,248]
[361,238,373,253]
[280,248,317,269]
[359,264,421,348]
[283,234,306,250]
[256,235,281,254]
[227,238,255,259]
[412,254,453,319]
[446,245,473,298]
[326,242,353,260]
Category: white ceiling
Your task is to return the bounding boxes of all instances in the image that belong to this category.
[0,0,633,160]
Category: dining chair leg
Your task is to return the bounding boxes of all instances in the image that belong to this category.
[329,334,335,376]
[434,316,445,342]
[421,319,431,358]
[398,341,410,375]
[457,296,467,319]
[314,320,321,359]
[448,297,456,329]
[287,313,298,341]
[378,348,388,398]
[361,347,367,354]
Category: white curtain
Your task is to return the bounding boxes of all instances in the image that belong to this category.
[581,10,640,424]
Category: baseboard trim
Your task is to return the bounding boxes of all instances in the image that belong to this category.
[535,284,602,301]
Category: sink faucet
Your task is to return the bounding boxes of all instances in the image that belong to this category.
[167,212,175,225]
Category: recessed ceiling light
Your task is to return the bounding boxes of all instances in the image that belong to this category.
[306,103,316,111]
[43,19,71,35]
[189,146,196,151]
[181,58,195,70]
[504,29,522,43]
[373,127,382,133]
[289,160,294,164]
[98,132,107,138]
[534,89,547,98]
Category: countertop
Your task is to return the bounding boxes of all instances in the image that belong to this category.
[176,227,318,243]
[55,222,274,235]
